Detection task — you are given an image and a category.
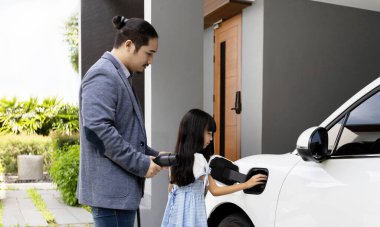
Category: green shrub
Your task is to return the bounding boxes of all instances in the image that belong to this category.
[0,97,79,136]
[49,144,80,206]
[49,133,80,206]
[0,134,52,174]
[50,132,79,151]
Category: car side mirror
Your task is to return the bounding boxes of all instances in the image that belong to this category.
[296,127,329,162]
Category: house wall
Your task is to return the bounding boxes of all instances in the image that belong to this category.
[81,0,145,106]
[81,0,143,74]
[262,0,380,154]
[203,27,214,116]
[204,0,380,156]
[241,0,265,157]
[143,0,204,226]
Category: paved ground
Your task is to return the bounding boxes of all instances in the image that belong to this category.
[1,182,93,227]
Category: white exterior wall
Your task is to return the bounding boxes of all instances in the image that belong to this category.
[241,0,264,157]
[142,0,204,226]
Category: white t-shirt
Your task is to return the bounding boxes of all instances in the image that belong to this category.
[193,153,209,179]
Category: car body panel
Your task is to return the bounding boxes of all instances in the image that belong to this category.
[276,157,380,227]
[206,77,380,227]
[206,154,300,227]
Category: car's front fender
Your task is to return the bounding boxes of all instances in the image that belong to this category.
[206,153,301,227]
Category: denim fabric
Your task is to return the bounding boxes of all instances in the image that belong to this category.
[91,206,136,227]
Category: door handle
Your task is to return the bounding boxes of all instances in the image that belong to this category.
[231,91,242,114]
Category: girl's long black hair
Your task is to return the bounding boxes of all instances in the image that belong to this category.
[170,109,216,187]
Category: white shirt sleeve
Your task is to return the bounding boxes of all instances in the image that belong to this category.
[193,153,209,179]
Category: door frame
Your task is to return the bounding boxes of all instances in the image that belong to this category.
[213,13,242,161]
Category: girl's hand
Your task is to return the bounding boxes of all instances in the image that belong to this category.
[243,174,267,189]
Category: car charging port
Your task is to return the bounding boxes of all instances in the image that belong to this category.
[244,168,269,194]
[209,156,269,194]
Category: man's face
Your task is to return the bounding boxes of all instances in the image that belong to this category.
[126,38,158,73]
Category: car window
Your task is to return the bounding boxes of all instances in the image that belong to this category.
[328,90,380,156]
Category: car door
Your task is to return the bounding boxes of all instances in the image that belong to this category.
[275,88,380,227]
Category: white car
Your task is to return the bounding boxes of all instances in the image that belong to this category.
[206,77,380,227]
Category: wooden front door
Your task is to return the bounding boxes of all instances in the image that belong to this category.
[213,14,241,161]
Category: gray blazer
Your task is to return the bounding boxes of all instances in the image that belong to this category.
[77,52,158,210]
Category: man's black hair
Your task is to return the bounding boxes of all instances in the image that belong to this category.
[112,16,158,52]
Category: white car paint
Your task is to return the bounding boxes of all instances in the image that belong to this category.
[206,154,300,227]
[206,77,380,227]
[276,157,380,227]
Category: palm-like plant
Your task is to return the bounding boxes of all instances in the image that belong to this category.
[0,97,79,136]
[0,97,37,134]
[0,97,19,133]
[35,97,62,135]
[53,104,79,135]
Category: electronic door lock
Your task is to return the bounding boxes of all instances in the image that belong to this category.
[231,91,242,114]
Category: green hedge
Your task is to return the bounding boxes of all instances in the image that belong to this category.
[50,144,80,206]
[0,135,52,174]
[50,132,80,152]
[49,133,80,205]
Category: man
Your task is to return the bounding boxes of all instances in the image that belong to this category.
[77,16,163,227]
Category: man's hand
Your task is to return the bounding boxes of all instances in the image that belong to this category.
[145,157,162,178]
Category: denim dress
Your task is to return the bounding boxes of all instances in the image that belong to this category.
[161,153,210,227]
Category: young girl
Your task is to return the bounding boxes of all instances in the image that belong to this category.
[161,109,267,227]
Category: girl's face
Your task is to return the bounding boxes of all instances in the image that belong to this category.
[203,130,213,149]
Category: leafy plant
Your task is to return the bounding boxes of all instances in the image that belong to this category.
[64,12,79,73]
[49,144,80,206]
[0,97,78,136]
[35,97,62,135]
[52,104,79,135]
[0,97,41,135]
